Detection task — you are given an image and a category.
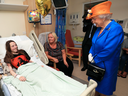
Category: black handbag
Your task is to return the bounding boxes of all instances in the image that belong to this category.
[86,62,105,81]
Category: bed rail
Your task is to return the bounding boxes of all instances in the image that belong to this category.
[80,79,97,96]
[29,30,49,64]
[1,80,11,96]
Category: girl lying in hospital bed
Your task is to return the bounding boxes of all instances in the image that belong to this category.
[3,40,87,96]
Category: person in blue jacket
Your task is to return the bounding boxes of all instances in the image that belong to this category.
[86,1,124,96]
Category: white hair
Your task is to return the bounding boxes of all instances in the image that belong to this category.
[98,14,112,20]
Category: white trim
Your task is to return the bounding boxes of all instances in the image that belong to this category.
[83,0,106,5]
[0,3,28,11]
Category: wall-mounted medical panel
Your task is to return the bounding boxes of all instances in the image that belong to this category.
[69,13,80,24]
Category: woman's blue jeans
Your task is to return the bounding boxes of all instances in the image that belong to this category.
[118,54,128,72]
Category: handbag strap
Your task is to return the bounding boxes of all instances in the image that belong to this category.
[91,55,106,70]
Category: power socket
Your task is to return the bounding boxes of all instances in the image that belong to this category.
[23,31,26,35]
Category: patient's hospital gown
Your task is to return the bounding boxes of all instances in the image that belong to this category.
[89,20,124,95]
[3,63,87,96]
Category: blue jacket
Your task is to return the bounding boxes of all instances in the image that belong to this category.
[89,20,124,95]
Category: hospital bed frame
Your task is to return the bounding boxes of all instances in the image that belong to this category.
[29,30,49,65]
[0,30,97,96]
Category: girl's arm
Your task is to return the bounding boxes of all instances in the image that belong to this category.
[7,63,26,81]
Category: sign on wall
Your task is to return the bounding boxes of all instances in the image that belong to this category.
[40,14,52,25]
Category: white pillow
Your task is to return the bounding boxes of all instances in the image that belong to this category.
[0,36,22,45]
[17,40,35,57]
[0,44,6,59]
[0,36,22,59]
[0,39,35,59]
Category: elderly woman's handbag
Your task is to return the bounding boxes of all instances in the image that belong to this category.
[86,63,106,81]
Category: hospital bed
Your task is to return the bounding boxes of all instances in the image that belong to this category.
[0,30,97,96]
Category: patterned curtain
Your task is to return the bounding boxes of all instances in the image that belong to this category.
[55,8,66,47]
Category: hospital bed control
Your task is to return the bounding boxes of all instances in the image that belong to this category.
[0,66,4,74]
[0,66,3,75]
[0,59,3,75]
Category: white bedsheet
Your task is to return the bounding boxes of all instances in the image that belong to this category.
[2,54,54,96]
[0,35,38,96]
[0,35,88,96]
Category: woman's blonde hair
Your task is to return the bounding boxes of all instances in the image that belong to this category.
[48,32,58,42]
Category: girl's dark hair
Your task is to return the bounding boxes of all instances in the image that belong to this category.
[4,40,29,64]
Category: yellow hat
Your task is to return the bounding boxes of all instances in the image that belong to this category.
[86,1,112,19]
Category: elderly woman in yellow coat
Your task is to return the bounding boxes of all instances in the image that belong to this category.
[86,1,124,96]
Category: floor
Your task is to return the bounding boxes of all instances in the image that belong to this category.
[72,60,128,96]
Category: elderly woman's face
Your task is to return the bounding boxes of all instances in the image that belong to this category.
[91,16,104,27]
[48,34,55,43]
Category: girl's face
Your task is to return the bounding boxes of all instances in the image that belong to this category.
[48,34,55,44]
[10,42,18,53]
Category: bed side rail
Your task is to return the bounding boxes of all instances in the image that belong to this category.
[29,30,48,64]
[80,79,97,96]
[1,80,11,96]
[0,60,11,96]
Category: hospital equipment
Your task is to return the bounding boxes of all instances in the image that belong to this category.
[51,0,68,9]
[0,30,97,96]
[116,19,128,34]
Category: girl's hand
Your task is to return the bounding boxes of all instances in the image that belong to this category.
[19,76,26,81]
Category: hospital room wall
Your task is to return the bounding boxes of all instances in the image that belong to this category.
[0,0,26,37]
[0,0,55,38]
[23,0,56,37]
[66,0,128,39]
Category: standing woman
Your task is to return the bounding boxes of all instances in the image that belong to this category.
[86,1,124,96]
[44,32,73,77]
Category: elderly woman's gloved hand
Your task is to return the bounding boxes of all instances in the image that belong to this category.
[88,53,95,63]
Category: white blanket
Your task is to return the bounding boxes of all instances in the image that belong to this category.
[3,63,87,96]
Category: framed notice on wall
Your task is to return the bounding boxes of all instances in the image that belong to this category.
[40,14,52,25]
